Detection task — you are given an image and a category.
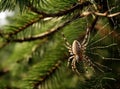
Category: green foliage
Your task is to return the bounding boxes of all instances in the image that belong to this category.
[0,0,120,89]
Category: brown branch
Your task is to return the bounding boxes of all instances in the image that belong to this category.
[89,16,99,32]
[8,15,79,42]
[0,1,91,40]
[81,11,120,17]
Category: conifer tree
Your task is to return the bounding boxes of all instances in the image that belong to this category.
[0,0,120,89]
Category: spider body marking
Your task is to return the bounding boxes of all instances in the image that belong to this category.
[71,40,83,62]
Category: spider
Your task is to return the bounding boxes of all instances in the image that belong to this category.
[62,27,117,75]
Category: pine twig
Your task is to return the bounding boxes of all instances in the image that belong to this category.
[81,11,120,17]
[33,61,61,89]
[7,15,80,42]
[5,16,44,37]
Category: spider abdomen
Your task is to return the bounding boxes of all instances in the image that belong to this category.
[72,40,81,54]
[72,40,83,61]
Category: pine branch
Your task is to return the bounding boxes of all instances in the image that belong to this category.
[2,14,44,37]
[28,1,91,17]
[21,48,64,89]
[0,0,77,12]
[33,61,61,89]
[0,1,91,38]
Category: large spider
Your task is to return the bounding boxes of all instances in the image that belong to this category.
[62,27,118,75]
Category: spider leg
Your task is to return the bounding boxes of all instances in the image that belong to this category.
[67,56,74,67]
[89,43,117,50]
[65,45,71,50]
[62,32,74,56]
[61,32,71,48]
[81,27,90,47]
[68,49,73,55]
[88,60,104,73]
[82,60,89,73]
[71,58,80,75]
[65,46,73,55]
[84,54,112,72]
[83,56,96,73]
